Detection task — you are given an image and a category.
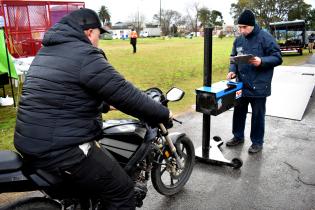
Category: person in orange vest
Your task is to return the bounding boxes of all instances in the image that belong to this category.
[130,28,138,53]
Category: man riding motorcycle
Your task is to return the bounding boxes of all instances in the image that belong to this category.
[14,8,171,210]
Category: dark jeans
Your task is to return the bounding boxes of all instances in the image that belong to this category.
[130,38,137,53]
[232,97,266,146]
[131,43,136,53]
[57,143,135,210]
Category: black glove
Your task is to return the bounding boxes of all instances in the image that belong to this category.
[164,118,173,129]
[102,102,110,113]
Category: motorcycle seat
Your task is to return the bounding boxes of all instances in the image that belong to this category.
[0,150,23,173]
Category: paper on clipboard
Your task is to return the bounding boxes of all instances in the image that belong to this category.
[230,54,254,64]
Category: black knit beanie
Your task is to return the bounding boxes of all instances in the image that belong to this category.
[237,9,255,26]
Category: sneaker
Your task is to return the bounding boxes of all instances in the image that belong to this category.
[248,144,263,153]
[226,137,244,146]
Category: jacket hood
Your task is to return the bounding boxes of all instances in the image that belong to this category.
[245,23,260,38]
[42,14,92,46]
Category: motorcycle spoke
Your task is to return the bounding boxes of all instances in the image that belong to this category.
[181,153,187,162]
[170,177,174,186]
[152,136,194,193]
[161,166,167,175]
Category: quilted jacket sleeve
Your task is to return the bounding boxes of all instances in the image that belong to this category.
[260,32,283,68]
[79,49,170,125]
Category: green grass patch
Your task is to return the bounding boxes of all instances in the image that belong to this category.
[281,49,312,66]
[0,83,21,150]
[0,37,311,150]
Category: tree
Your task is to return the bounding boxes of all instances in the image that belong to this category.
[198,7,211,27]
[210,10,223,26]
[185,2,200,36]
[170,24,178,36]
[218,30,225,39]
[230,0,312,28]
[288,2,312,21]
[129,13,146,34]
[98,5,111,25]
[230,0,252,23]
[307,9,315,30]
[153,9,182,36]
[198,7,224,28]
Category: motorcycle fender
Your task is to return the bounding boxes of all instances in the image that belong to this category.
[169,132,186,156]
[168,132,186,151]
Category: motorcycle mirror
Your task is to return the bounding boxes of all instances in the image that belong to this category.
[166,87,185,102]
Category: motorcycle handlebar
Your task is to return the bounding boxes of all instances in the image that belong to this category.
[173,118,182,124]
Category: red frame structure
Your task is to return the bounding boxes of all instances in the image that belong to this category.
[0,0,84,57]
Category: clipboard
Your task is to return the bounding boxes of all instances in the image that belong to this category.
[230,54,254,64]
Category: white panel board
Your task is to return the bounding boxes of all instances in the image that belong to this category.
[250,66,315,120]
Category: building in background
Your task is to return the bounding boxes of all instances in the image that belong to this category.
[110,22,132,39]
[141,24,161,37]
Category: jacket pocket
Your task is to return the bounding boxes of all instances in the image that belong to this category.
[252,83,270,96]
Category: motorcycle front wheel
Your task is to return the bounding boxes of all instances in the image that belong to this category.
[151,135,195,195]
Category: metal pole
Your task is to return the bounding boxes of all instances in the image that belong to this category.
[196,16,198,37]
[2,29,16,107]
[137,9,140,33]
[159,0,161,28]
[196,27,242,168]
[204,28,212,86]
[201,27,213,158]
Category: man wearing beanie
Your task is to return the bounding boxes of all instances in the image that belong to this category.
[226,9,282,153]
[14,8,172,209]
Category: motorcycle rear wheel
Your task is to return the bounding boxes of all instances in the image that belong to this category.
[4,197,61,210]
[151,135,195,195]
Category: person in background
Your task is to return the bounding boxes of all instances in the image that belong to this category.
[226,9,282,153]
[130,28,138,53]
[308,33,315,53]
[14,8,171,209]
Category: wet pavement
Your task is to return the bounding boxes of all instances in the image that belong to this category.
[1,57,315,210]
[141,59,315,209]
[302,53,315,67]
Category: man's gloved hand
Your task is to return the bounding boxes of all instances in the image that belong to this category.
[164,110,173,129]
[164,118,173,129]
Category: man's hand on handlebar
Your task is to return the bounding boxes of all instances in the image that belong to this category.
[169,110,173,119]
[164,110,174,129]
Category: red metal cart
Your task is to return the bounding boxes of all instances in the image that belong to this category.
[0,0,84,57]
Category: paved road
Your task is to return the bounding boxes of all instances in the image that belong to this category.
[141,58,315,210]
[1,57,315,210]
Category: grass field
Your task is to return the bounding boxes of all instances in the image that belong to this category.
[0,37,311,150]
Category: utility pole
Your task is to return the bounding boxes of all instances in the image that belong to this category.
[160,0,162,36]
[137,0,140,34]
[160,0,162,26]
[196,16,198,37]
[138,8,140,33]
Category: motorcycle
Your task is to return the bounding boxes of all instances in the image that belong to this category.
[0,87,195,209]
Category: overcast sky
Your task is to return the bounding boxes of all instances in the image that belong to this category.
[84,0,315,25]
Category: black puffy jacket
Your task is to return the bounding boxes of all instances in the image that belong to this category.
[14,15,169,158]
